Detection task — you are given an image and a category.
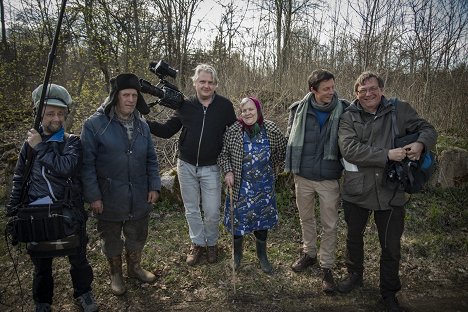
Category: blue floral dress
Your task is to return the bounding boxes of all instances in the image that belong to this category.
[224,128,278,235]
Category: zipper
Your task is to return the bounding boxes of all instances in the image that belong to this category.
[196,106,208,168]
[41,166,57,201]
[126,122,138,219]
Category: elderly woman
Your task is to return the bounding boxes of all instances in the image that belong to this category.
[218,96,287,273]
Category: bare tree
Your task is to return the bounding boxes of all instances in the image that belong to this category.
[213,0,249,58]
[1,0,6,48]
[1,0,467,136]
[348,0,389,70]
[150,0,203,84]
[408,0,468,110]
[252,0,322,82]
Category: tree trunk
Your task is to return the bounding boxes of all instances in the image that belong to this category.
[1,0,7,49]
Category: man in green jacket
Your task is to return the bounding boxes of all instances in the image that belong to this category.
[337,72,437,312]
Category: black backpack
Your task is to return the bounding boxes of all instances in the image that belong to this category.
[385,98,436,204]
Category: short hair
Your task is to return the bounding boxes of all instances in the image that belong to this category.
[191,64,218,85]
[308,69,335,91]
[354,71,385,92]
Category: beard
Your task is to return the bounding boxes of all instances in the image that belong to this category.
[43,121,63,135]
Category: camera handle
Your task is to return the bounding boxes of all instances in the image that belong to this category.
[157,79,179,92]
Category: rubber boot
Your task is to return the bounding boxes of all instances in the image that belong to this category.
[108,255,126,296]
[126,251,156,283]
[233,236,243,271]
[256,238,273,274]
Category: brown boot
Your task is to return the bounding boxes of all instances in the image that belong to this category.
[322,268,337,294]
[108,255,126,296]
[291,251,317,272]
[126,251,156,283]
[186,244,204,266]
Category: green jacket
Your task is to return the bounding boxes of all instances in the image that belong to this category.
[338,96,437,210]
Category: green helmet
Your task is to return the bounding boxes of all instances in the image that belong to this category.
[32,83,72,110]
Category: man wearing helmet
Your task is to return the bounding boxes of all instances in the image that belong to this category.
[6,83,98,312]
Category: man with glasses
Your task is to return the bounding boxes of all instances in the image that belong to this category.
[337,72,437,311]
[7,84,98,312]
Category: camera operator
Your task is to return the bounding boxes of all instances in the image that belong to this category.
[147,64,236,266]
[337,72,437,311]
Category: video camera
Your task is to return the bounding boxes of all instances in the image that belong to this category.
[139,60,185,110]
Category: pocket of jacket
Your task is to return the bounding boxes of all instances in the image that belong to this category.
[343,171,364,195]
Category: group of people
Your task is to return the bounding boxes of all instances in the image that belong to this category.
[6,64,437,312]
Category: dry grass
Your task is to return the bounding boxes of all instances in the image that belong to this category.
[1,185,467,312]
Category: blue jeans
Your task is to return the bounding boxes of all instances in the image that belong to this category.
[177,159,221,246]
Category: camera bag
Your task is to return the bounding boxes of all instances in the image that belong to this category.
[393,133,435,194]
[7,136,82,257]
[385,98,436,205]
[13,200,80,243]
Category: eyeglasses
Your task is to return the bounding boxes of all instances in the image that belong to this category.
[44,111,66,118]
[357,86,380,95]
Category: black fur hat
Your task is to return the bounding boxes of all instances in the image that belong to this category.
[104,73,150,115]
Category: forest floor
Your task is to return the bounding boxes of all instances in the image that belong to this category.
[0,185,467,312]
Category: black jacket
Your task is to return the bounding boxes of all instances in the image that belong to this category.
[7,133,83,216]
[147,94,237,166]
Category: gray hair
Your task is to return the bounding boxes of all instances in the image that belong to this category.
[191,64,218,85]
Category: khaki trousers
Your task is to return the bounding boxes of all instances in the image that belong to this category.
[294,175,340,268]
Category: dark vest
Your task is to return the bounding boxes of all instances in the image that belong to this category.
[297,102,344,181]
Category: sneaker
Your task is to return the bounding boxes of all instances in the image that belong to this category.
[322,268,337,294]
[35,303,52,312]
[383,295,406,312]
[76,291,99,312]
[291,252,317,272]
[186,244,204,266]
[207,245,218,263]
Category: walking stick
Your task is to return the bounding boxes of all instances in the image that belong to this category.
[229,186,236,295]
